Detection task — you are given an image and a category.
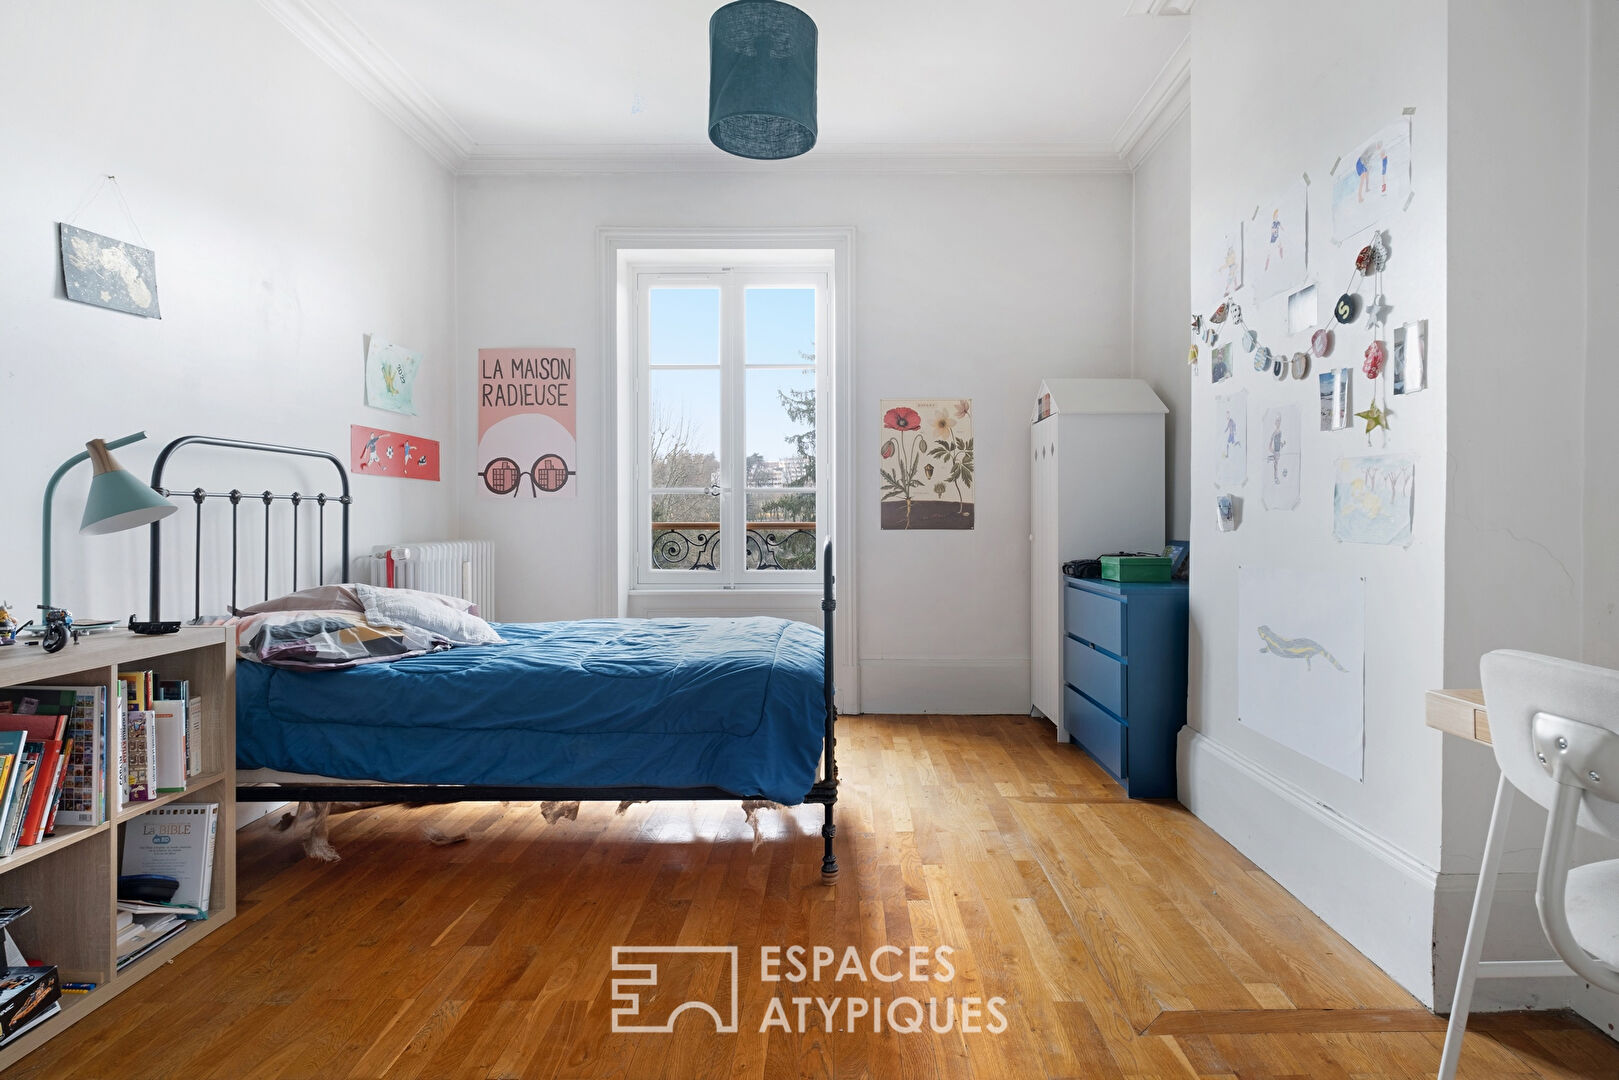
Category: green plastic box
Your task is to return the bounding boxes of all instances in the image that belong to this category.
[1100,555,1172,583]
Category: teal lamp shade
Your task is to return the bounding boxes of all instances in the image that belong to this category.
[708,1,817,160]
[80,438,176,535]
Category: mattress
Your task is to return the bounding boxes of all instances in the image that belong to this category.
[235,616,828,804]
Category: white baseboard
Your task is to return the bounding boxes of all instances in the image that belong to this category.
[1179,728,1441,1003]
[1571,982,1619,1039]
[1432,869,1581,1013]
[1180,728,1619,1032]
[859,658,1030,714]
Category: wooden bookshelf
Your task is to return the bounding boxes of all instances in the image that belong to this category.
[0,627,235,1070]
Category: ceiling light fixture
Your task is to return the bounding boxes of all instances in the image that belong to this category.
[708,1,818,160]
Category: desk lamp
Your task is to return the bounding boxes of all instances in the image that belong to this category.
[42,432,177,609]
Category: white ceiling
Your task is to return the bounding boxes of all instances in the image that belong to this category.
[261,0,1192,172]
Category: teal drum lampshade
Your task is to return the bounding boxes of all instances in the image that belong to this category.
[80,438,177,535]
[708,0,817,160]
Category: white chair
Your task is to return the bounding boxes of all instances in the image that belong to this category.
[1439,650,1619,1079]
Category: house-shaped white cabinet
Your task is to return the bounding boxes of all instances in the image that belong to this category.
[1030,378,1167,735]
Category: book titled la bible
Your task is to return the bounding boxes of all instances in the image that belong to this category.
[121,803,217,912]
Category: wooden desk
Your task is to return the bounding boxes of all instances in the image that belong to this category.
[1426,688,1491,745]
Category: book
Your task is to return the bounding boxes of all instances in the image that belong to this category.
[14,741,61,847]
[2,753,40,856]
[124,711,155,803]
[0,718,64,846]
[114,681,127,812]
[0,715,65,743]
[185,697,201,776]
[0,690,75,718]
[0,733,27,853]
[116,923,186,971]
[12,686,107,827]
[149,703,187,794]
[0,967,60,1041]
[117,899,203,919]
[155,683,202,776]
[117,672,146,713]
[40,738,71,838]
[121,803,217,911]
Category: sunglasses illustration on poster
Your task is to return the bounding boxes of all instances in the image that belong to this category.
[477,347,577,498]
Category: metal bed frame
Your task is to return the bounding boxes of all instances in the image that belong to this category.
[147,435,841,884]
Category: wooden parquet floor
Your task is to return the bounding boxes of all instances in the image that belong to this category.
[7,714,1618,1079]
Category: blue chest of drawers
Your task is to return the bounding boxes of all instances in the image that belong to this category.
[1062,576,1188,798]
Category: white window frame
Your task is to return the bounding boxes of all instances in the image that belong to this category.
[631,262,831,590]
[600,227,859,714]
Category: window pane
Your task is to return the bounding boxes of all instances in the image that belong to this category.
[745,493,816,570]
[650,369,721,488]
[745,287,816,366]
[650,287,720,366]
[651,498,720,571]
[745,366,815,489]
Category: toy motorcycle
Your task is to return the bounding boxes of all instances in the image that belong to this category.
[0,603,16,646]
[36,606,78,654]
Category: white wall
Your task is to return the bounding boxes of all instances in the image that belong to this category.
[0,1,456,623]
[1131,111,1192,541]
[1180,0,1451,1002]
[455,171,1134,713]
[1437,0,1618,1025]
[0,1,455,826]
[1583,0,1619,672]
[1182,0,1618,1029]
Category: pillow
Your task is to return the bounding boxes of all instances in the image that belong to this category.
[235,609,450,669]
[353,584,505,646]
[232,583,481,618]
[231,584,361,617]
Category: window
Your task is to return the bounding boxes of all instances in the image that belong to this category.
[634,260,830,588]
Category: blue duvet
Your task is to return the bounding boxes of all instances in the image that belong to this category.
[236,616,827,804]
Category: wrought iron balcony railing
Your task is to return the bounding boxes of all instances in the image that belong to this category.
[652,522,816,571]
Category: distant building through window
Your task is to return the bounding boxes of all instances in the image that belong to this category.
[632,259,830,584]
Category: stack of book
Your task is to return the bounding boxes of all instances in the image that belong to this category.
[117,801,217,969]
[115,673,204,811]
[0,686,106,842]
[0,694,76,855]
[114,906,189,971]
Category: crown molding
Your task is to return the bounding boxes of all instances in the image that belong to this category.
[459,142,1130,175]
[1112,33,1191,169]
[256,0,474,169]
[261,0,1140,176]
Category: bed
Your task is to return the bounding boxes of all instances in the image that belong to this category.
[146,436,841,883]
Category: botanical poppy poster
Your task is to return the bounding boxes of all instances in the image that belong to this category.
[879,399,974,530]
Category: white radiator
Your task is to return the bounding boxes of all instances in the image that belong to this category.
[358,541,496,618]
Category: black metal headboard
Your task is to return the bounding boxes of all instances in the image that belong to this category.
[148,436,351,621]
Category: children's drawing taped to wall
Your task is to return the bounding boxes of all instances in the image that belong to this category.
[476,348,577,499]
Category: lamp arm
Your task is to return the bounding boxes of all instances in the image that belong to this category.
[40,431,148,610]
